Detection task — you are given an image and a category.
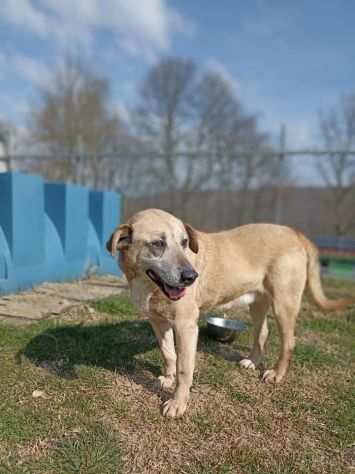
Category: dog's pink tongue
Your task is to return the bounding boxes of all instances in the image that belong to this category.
[165,285,186,300]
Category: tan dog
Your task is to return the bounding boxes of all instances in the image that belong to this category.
[107,209,352,417]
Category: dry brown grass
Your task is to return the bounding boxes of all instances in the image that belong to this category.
[0,279,354,473]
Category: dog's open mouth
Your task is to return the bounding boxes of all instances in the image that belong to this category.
[146,270,186,301]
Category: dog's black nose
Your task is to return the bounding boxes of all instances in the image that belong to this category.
[180,269,198,285]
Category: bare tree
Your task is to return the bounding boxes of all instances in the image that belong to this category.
[318,94,355,236]
[133,56,272,220]
[27,56,128,188]
[133,57,197,194]
[188,71,274,223]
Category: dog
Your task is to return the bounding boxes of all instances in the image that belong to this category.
[106,208,352,417]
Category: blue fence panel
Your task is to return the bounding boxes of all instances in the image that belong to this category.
[0,172,121,295]
[89,190,122,276]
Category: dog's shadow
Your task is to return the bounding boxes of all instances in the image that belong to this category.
[20,320,164,395]
[198,325,250,362]
[20,320,251,395]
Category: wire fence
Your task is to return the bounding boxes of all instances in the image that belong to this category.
[1,149,355,190]
[1,149,355,241]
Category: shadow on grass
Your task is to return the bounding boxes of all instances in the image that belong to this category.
[19,292,253,396]
[19,320,162,393]
[198,325,248,362]
[19,320,251,393]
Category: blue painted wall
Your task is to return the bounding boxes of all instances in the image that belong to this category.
[0,172,121,295]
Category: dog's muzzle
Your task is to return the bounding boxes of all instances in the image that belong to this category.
[146,267,198,301]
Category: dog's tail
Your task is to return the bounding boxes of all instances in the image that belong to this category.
[297,231,353,311]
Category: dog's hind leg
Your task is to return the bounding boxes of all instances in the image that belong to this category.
[262,292,302,384]
[261,252,307,383]
[240,295,270,370]
[150,318,176,390]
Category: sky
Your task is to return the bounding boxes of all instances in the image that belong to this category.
[0,0,355,148]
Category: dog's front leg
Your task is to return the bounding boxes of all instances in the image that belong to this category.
[150,317,176,390]
[162,309,199,418]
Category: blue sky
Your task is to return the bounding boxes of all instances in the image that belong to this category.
[0,0,355,147]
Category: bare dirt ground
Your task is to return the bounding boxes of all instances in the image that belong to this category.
[0,275,127,325]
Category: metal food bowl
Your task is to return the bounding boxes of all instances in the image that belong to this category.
[206,316,246,343]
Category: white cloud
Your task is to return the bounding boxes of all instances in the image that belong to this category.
[0,0,48,37]
[204,59,240,94]
[0,0,194,61]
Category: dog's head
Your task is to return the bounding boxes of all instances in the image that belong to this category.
[106,209,199,301]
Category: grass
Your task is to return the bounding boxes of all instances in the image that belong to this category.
[1,425,122,474]
[0,281,354,473]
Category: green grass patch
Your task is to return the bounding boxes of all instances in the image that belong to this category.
[322,383,355,445]
[1,424,122,474]
[45,425,122,474]
[300,317,355,361]
[195,353,234,387]
[294,343,338,367]
[92,293,136,318]
[302,317,353,335]
[322,277,355,290]
[0,405,51,444]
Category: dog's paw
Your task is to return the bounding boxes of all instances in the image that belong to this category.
[239,358,256,370]
[157,375,175,390]
[161,398,187,418]
[261,369,284,384]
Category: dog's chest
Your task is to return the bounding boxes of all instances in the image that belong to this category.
[130,278,175,319]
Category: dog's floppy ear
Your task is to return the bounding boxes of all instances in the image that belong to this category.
[184,223,199,254]
[106,224,132,256]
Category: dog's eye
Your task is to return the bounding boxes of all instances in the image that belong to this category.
[151,239,166,249]
[181,238,188,249]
